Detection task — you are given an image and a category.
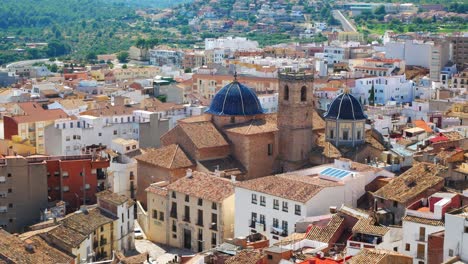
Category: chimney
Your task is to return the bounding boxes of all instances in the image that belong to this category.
[186,168,193,178]
[230,175,236,183]
[24,240,35,253]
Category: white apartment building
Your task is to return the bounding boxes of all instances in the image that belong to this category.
[205,37,259,51]
[384,39,450,81]
[353,75,414,105]
[399,192,457,264]
[444,206,468,262]
[258,93,278,113]
[321,46,350,65]
[149,49,184,67]
[234,159,393,244]
[96,190,135,253]
[106,138,138,199]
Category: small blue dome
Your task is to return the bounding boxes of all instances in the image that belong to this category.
[205,81,264,116]
[324,92,367,120]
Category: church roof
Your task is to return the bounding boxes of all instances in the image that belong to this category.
[324,92,367,120]
[205,81,264,116]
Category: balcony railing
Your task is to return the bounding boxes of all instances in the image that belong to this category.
[210,223,218,231]
[183,216,190,223]
[196,220,203,227]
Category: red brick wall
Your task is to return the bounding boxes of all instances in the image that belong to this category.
[427,232,444,264]
[3,116,18,140]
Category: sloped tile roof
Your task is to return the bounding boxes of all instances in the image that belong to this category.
[135,144,194,169]
[402,215,444,226]
[348,248,412,264]
[224,114,278,135]
[373,162,445,204]
[167,171,234,202]
[352,217,390,236]
[236,173,341,203]
[305,214,345,243]
[225,250,265,264]
[179,121,229,149]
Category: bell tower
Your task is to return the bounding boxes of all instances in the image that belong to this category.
[277,70,315,171]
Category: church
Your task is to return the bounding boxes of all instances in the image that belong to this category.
[138,70,387,185]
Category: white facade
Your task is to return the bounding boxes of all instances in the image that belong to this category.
[353,75,414,105]
[234,159,394,244]
[205,37,259,51]
[234,185,345,244]
[258,93,278,113]
[400,220,444,264]
[443,209,468,262]
[114,201,135,252]
[322,46,349,64]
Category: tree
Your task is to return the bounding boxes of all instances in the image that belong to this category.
[86,52,97,62]
[374,5,386,15]
[122,64,127,69]
[117,51,129,63]
[368,84,375,106]
[49,64,58,73]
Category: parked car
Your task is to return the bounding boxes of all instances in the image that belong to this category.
[134,227,144,239]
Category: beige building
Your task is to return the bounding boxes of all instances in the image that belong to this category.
[452,69,468,91]
[0,156,48,233]
[144,170,235,252]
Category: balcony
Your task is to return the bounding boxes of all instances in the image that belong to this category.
[270,227,287,237]
[196,220,203,227]
[210,223,218,231]
[100,238,107,246]
[170,211,177,219]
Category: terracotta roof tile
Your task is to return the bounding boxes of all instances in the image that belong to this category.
[80,104,139,117]
[373,162,445,204]
[178,121,229,149]
[59,207,114,236]
[8,104,68,123]
[305,215,345,243]
[236,173,341,203]
[167,171,234,202]
[224,115,278,135]
[46,224,87,248]
[0,229,73,264]
[352,217,390,236]
[225,250,265,264]
[348,248,412,264]
[96,190,134,206]
[135,144,194,169]
[402,215,444,226]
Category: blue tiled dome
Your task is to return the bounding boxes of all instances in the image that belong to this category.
[205,81,264,116]
[324,92,367,120]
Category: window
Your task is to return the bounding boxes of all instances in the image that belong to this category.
[153,210,158,219]
[465,226,468,233]
[170,202,177,218]
[159,212,164,221]
[284,85,289,101]
[0,177,5,183]
[251,194,257,204]
[260,196,266,206]
[212,202,217,210]
[197,209,203,226]
[273,199,279,210]
[295,205,301,216]
[198,198,203,206]
[357,130,361,140]
[172,192,176,199]
[449,249,454,257]
[185,195,190,202]
[62,172,69,178]
[70,122,73,128]
[282,201,288,212]
[282,221,288,233]
[211,233,217,247]
[268,255,273,260]
[63,186,69,192]
[405,243,410,251]
[113,130,117,135]
[393,201,398,208]
[172,220,177,232]
[66,136,70,141]
[211,213,218,230]
[273,218,279,228]
[98,132,102,137]
[343,130,349,140]
[230,116,235,123]
[301,86,307,101]
[184,206,190,222]
[330,129,334,139]
[7,173,11,178]
[8,203,12,208]
[8,188,12,193]
[267,144,273,156]
[251,212,257,223]
[259,214,265,224]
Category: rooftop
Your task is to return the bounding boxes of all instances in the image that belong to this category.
[373,162,445,204]
[348,248,412,264]
[96,190,133,206]
[167,171,235,202]
[305,214,345,243]
[224,114,278,135]
[135,144,194,169]
[225,250,265,264]
[178,121,229,149]
[352,217,390,236]
[236,173,341,203]
[402,215,444,226]
[0,229,74,264]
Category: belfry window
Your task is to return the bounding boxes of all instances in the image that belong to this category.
[300,86,307,102]
[284,85,289,101]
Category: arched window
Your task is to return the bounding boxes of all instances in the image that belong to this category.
[301,86,307,102]
[284,85,289,101]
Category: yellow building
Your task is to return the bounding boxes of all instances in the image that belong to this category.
[90,70,105,81]
[4,102,69,154]
[144,170,235,252]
